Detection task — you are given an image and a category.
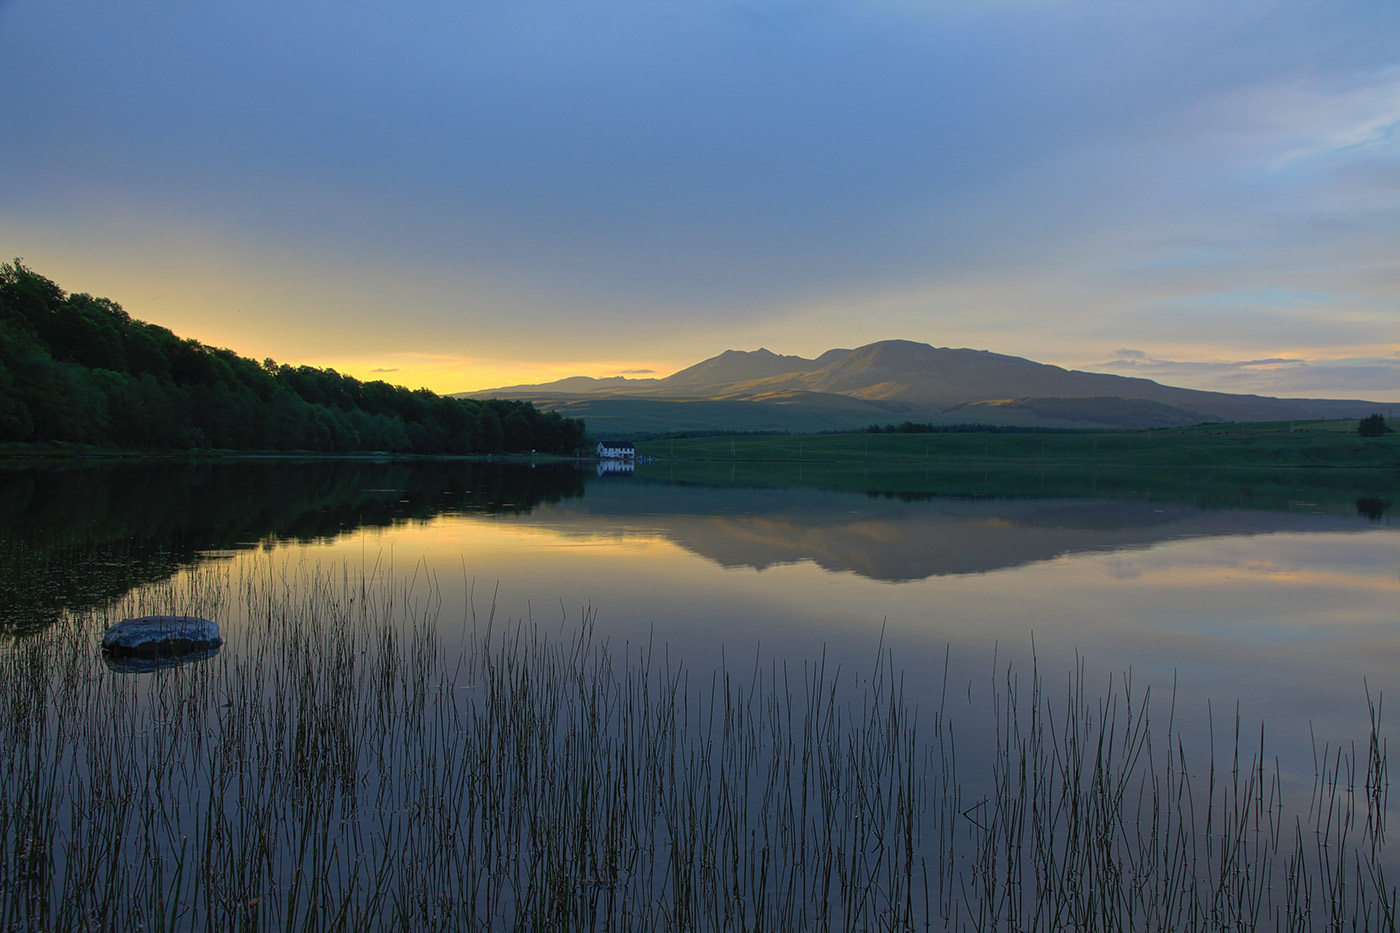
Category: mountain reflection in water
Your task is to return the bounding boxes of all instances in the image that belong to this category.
[0,457,1392,631]
[514,485,1383,581]
[4,456,1396,929]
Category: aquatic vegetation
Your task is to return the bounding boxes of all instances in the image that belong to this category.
[0,560,1392,930]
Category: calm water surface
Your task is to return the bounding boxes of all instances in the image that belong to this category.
[6,458,1395,760]
[4,458,1397,927]
[382,473,1400,773]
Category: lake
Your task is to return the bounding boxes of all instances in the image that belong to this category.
[2,457,1396,929]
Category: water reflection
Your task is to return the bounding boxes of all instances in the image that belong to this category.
[3,457,1395,923]
[1,458,1393,632]
[101,644,221,675]
[513,483,1387,580]
[0,459,584,631]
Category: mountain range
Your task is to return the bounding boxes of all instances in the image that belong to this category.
[457,339,1390,437]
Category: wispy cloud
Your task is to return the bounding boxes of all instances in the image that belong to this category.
[1090,352,1400,400]
[1220,68,1400,170]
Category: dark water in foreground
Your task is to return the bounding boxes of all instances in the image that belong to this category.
[1,458,1396,928]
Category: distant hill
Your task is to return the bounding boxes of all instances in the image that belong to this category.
[459,339,1388,437]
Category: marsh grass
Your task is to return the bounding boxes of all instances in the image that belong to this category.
[0,561,1392,931]
[949,659,1394,932]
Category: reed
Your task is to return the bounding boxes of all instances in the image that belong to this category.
[0,559,1391,930]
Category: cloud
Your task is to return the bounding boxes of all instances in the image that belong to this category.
[2,0,1398,400]
[370,367,399,373]
[619,368,655,375]
[1089,352,1400,400]
[1225,68,1400,170]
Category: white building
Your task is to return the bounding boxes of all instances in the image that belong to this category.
[596,440,636,460]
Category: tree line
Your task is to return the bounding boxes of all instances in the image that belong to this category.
[0,261,586,454]
[863,421,1093,435]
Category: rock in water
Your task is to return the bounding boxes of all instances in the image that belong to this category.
[101,615,223,658]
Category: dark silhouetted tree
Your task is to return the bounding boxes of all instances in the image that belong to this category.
[1358,413,1391,437]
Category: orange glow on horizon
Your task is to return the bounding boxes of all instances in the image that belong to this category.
[301,353,684,397]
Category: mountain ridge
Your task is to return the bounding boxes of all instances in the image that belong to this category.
[456,339,1389,436]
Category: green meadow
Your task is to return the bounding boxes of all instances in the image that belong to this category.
[634,420,1400,515]
[638,419,1400,469]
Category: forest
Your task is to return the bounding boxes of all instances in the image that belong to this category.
[0,261,586,455]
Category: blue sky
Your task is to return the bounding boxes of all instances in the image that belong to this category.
[2,0,1397,398]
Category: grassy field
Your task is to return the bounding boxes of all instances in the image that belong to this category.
[631,420,1399,516]
[635,459,1396,514]
[637,419,1400,470]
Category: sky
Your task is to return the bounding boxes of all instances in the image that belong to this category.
[2,0,1398,400]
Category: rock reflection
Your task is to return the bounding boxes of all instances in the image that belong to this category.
[101,644,221,675]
